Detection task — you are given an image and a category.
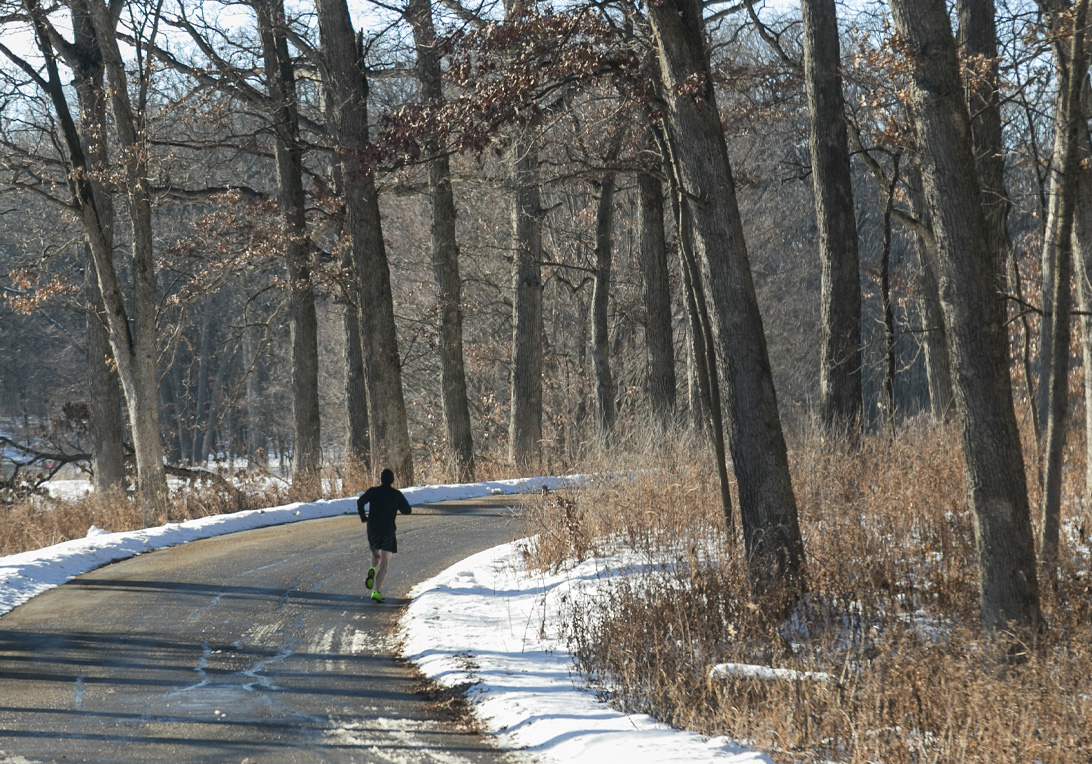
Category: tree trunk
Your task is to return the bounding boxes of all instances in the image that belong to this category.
[1075,76,1092,522]
[67,14,126,492]
[1034,0,1068,439]
[888,0,1042,635]
[672,181,734,535]
[880,159,900,434]
[343,300,371,466]
[591,166,618,436]
[1038,0,1090,573]
[801,0,863,437]
[408,0,475,481]
[502,0,545,467]
[648,0,806,600]
[191,297,215,464]
[680,236,711,433]
[255,0,322,481]
[244,324,268,469]
[1075,168,1092,508]
[1037,0,1092,515]
[201,344,235,466]
[26,0,161,507]
[85,261,126,492]
[637,170,677,428]
[314,0,414,484]
[508,134,546,466]
[958,0,1011,310]
[319,86,371,469]
[169,359,191,463]
[905,166,955,421]
[78,0,169,518]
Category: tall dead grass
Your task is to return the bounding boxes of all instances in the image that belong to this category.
[0,474,295,557]
[524,417,1092,763]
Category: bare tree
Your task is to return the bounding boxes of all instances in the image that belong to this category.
[503,0,546,467]
[887,0,1042,635]
[904,165,955,421]
[67,2,125,491]
[1037,0,1090,574]
[636,167,677,428]
[801,0,863,436]
[645,0,806,600]
[83,0,172,513]
[590,137,622,437]
[314,0,414,484]
[2,0,171,515]
[253,0,322,480]
[407,0,475,480]
[958,0,1011,301]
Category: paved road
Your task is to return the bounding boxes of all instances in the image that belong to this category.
[0,495,528,763]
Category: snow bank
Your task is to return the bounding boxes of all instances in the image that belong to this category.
[401,541,771,764]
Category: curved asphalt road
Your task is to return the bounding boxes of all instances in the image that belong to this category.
[0,495,528,763]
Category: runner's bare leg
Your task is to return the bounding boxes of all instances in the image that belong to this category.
[371,549,392,593]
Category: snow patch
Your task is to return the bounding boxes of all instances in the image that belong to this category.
[401,541,771,763]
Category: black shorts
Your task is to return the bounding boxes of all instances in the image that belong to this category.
[368,531,397,554]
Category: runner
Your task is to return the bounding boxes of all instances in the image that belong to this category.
[356,468,412,603]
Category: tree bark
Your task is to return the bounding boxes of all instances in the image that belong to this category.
[254,0,322,481]
[880,158,900,433]
[244,324,268,469]
[407,0,475,481]
[680,233,711,434]
[65,7,125,492]
[888,0,1042,635]
[672,181,734,534]
[84,285,126,488]
[1036,0,1092,516]
[801,0,863,437]
[85,261,126,492]
[1075,168,1092,507]
[647,0,806,600]
[637,170,677,428]
[508,134,546,466]
[1038,0,1090,573]
[343,300,371,466]
[591,166,618,436]
[168,358,190,464]
[958,0,1011,305]
[315,0,414,484]
[905,165,955,421]
[502,0,545,467]
[319,85,371,470]
[191,297,215,464]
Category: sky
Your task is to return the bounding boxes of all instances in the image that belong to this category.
[0,476,771,763]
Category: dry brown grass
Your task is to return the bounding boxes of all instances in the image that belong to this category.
[523,418,1092,763]
[0,474,296,558]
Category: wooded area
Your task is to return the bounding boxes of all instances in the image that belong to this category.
[1,0,1089,635]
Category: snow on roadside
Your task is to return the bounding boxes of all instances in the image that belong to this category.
[401,541,771,764]
[0,475,581,618]
[3,471,768,763]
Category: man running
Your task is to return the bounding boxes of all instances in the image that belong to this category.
[356,468,412,603]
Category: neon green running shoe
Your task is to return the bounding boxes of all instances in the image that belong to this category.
[371,590,384,603]
[365,566,376,590]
